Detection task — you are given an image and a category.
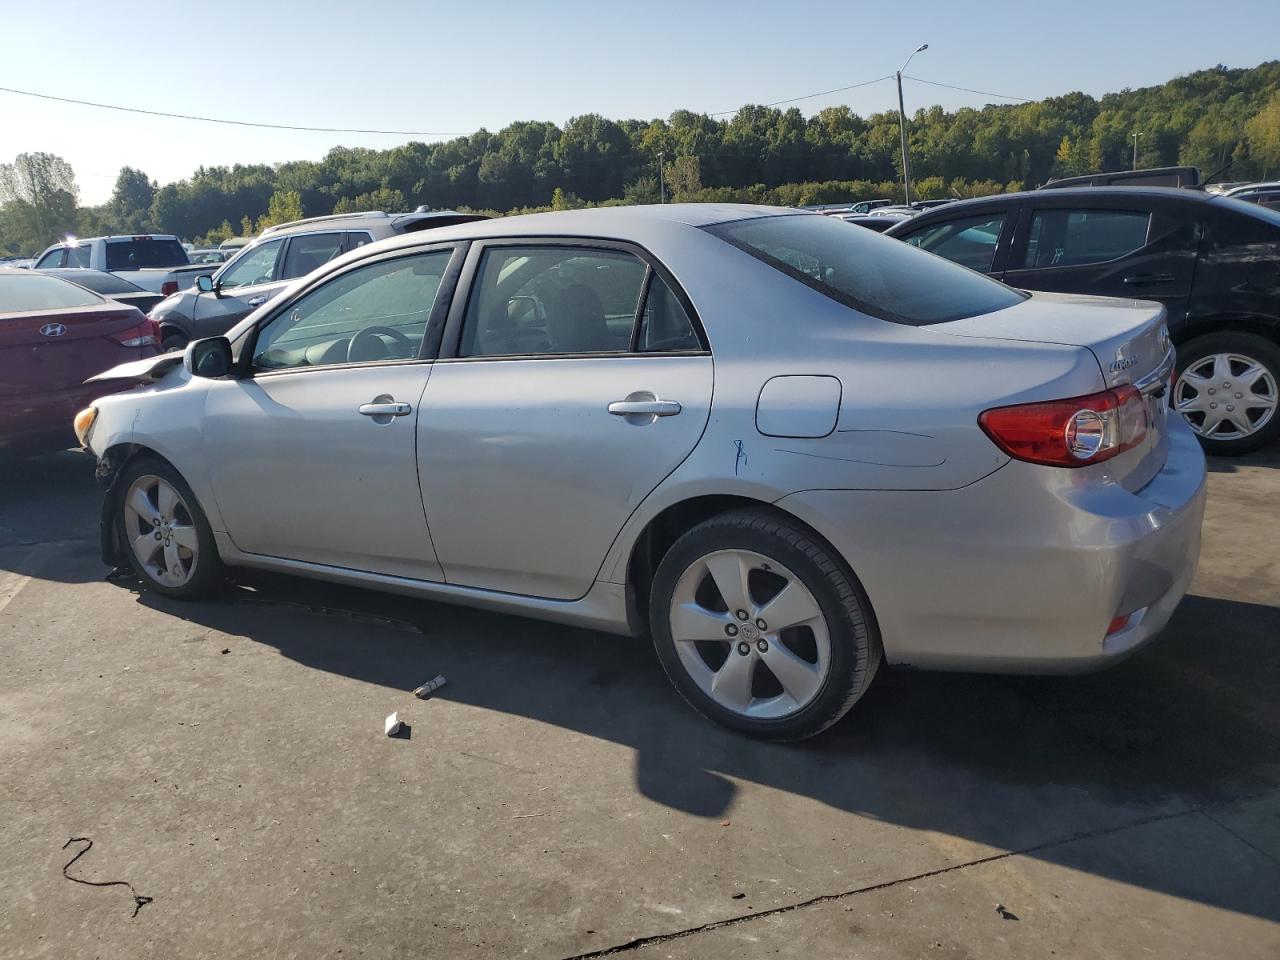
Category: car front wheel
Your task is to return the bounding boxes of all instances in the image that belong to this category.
[115,457,223,599]
[1173,332,1280,456]
[649,509,881,740]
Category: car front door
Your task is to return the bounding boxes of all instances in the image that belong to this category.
[202,244,462,579]
[417,240,713,600]
[191,237,288,338]
[1003,200,1197,320]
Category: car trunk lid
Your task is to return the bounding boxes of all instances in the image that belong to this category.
[0,302,151,397]
[934,291,1175,490]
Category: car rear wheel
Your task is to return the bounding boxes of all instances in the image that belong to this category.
[649,509,881,740]
[1173,332,1280,456]
[115,457,223,599]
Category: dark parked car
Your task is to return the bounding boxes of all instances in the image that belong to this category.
[886,187,1280,454]
[35,268,165,315]
[0,270,158,455]
[1041,166,1202,190]
[150,210,486,352]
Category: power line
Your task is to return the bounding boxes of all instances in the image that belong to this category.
[709,74,894,115]
[0,84,471,136]
[902,76,1031,103]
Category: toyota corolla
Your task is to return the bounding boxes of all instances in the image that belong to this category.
[75,205,1206,739]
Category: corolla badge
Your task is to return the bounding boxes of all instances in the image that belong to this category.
[39,322,67,337]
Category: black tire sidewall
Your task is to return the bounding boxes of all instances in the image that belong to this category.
[114,456,222,599]
[649,512,878,740]
[1175,331,1280,456]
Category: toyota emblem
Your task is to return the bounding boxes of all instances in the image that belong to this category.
[39,322,67,337]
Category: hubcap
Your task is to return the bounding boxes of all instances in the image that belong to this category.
[1174,353,1277,441]
[669,549,830,720]
[123,475,198,588]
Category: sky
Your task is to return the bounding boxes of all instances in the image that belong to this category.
[1,0,1278,205]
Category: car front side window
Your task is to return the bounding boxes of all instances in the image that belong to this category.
[902,213,1007,272]
[251,249,452,372]
[218,238,284,290]
[35,248,65,269]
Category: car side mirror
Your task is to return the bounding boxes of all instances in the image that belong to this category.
[196,274,215,294]
[184,337,234,379]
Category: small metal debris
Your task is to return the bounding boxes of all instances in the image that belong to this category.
[413,675,448,700]
[384,712,402,737]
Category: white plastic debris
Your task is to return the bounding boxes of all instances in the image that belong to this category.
[384,712,402,737]
[413,675,448,700]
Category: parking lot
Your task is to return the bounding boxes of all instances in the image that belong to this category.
[0,447,1277,958]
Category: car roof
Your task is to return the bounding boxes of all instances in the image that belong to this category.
[363,203,800,250]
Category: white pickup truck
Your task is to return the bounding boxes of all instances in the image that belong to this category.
[32,235,218,297]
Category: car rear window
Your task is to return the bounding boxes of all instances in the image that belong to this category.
[104,237,189,271]
[705,213,1026,326]
[0,273,105,313]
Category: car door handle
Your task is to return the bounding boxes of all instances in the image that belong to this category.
[246,295,268,307]
[358,401,412,417]
[608,398,681,417]
[1122,273,1175,286]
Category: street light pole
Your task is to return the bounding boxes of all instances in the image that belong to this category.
[1131,131,1141,171]
[896,44,928,206]
[658,151,665,204]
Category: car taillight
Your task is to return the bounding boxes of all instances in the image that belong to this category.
[979,386,1148,467]
[160,281,179,297]
[113,318,159,348]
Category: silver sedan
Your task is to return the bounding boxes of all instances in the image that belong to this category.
[76,205,1206,739]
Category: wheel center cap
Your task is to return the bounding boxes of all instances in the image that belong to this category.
[739,622,759,642]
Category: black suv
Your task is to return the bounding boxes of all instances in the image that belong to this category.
[887,187,1280,454]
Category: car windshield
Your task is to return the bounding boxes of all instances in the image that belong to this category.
[0,272,104,313]
[705,213,1026,326]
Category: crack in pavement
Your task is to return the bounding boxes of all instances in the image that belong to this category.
[559,788,1280,959]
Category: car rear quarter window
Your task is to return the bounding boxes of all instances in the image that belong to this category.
[900,213,1006,272]
[1022,209,1150,269]
[0,273,104,313]
[706,213,1026,326]
[104,237,189,270]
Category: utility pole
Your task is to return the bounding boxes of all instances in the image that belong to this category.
[658,151,665,204]
[896,44,928,206]
[1132,131,1141,170]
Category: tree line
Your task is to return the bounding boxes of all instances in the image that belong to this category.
[2,60,1279,254]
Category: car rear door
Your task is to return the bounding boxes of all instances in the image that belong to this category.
[416,239,713,600]
[1002,196,1197,320]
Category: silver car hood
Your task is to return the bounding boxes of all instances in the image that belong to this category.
[85,351,183,384]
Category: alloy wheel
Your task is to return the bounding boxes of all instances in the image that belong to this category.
[1174,352,1277,441]
[123,475,199,588]
[668,549,830,719]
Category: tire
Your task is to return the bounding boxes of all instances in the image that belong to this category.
[114,456,223,599]
[648,509,881,740]
[160,332,188,354]
[1173,331,1280,456]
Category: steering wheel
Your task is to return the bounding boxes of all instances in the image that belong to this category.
[347,325,414,363]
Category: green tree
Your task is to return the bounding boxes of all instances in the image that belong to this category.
[0,152,79,251]
[333,186,406,214]
[664,155,702,201]
[1246,92,1280,178]
[622,175,660,205]
[110,166,156,231]
[255,190,304,231]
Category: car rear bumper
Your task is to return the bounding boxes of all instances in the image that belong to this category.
[776,416,1207,673]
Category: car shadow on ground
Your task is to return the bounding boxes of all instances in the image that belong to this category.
[133,567,1280,926]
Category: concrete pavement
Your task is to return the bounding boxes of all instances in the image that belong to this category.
[0,448,1277,959]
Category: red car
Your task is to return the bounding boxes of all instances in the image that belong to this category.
[0,270,159,455]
